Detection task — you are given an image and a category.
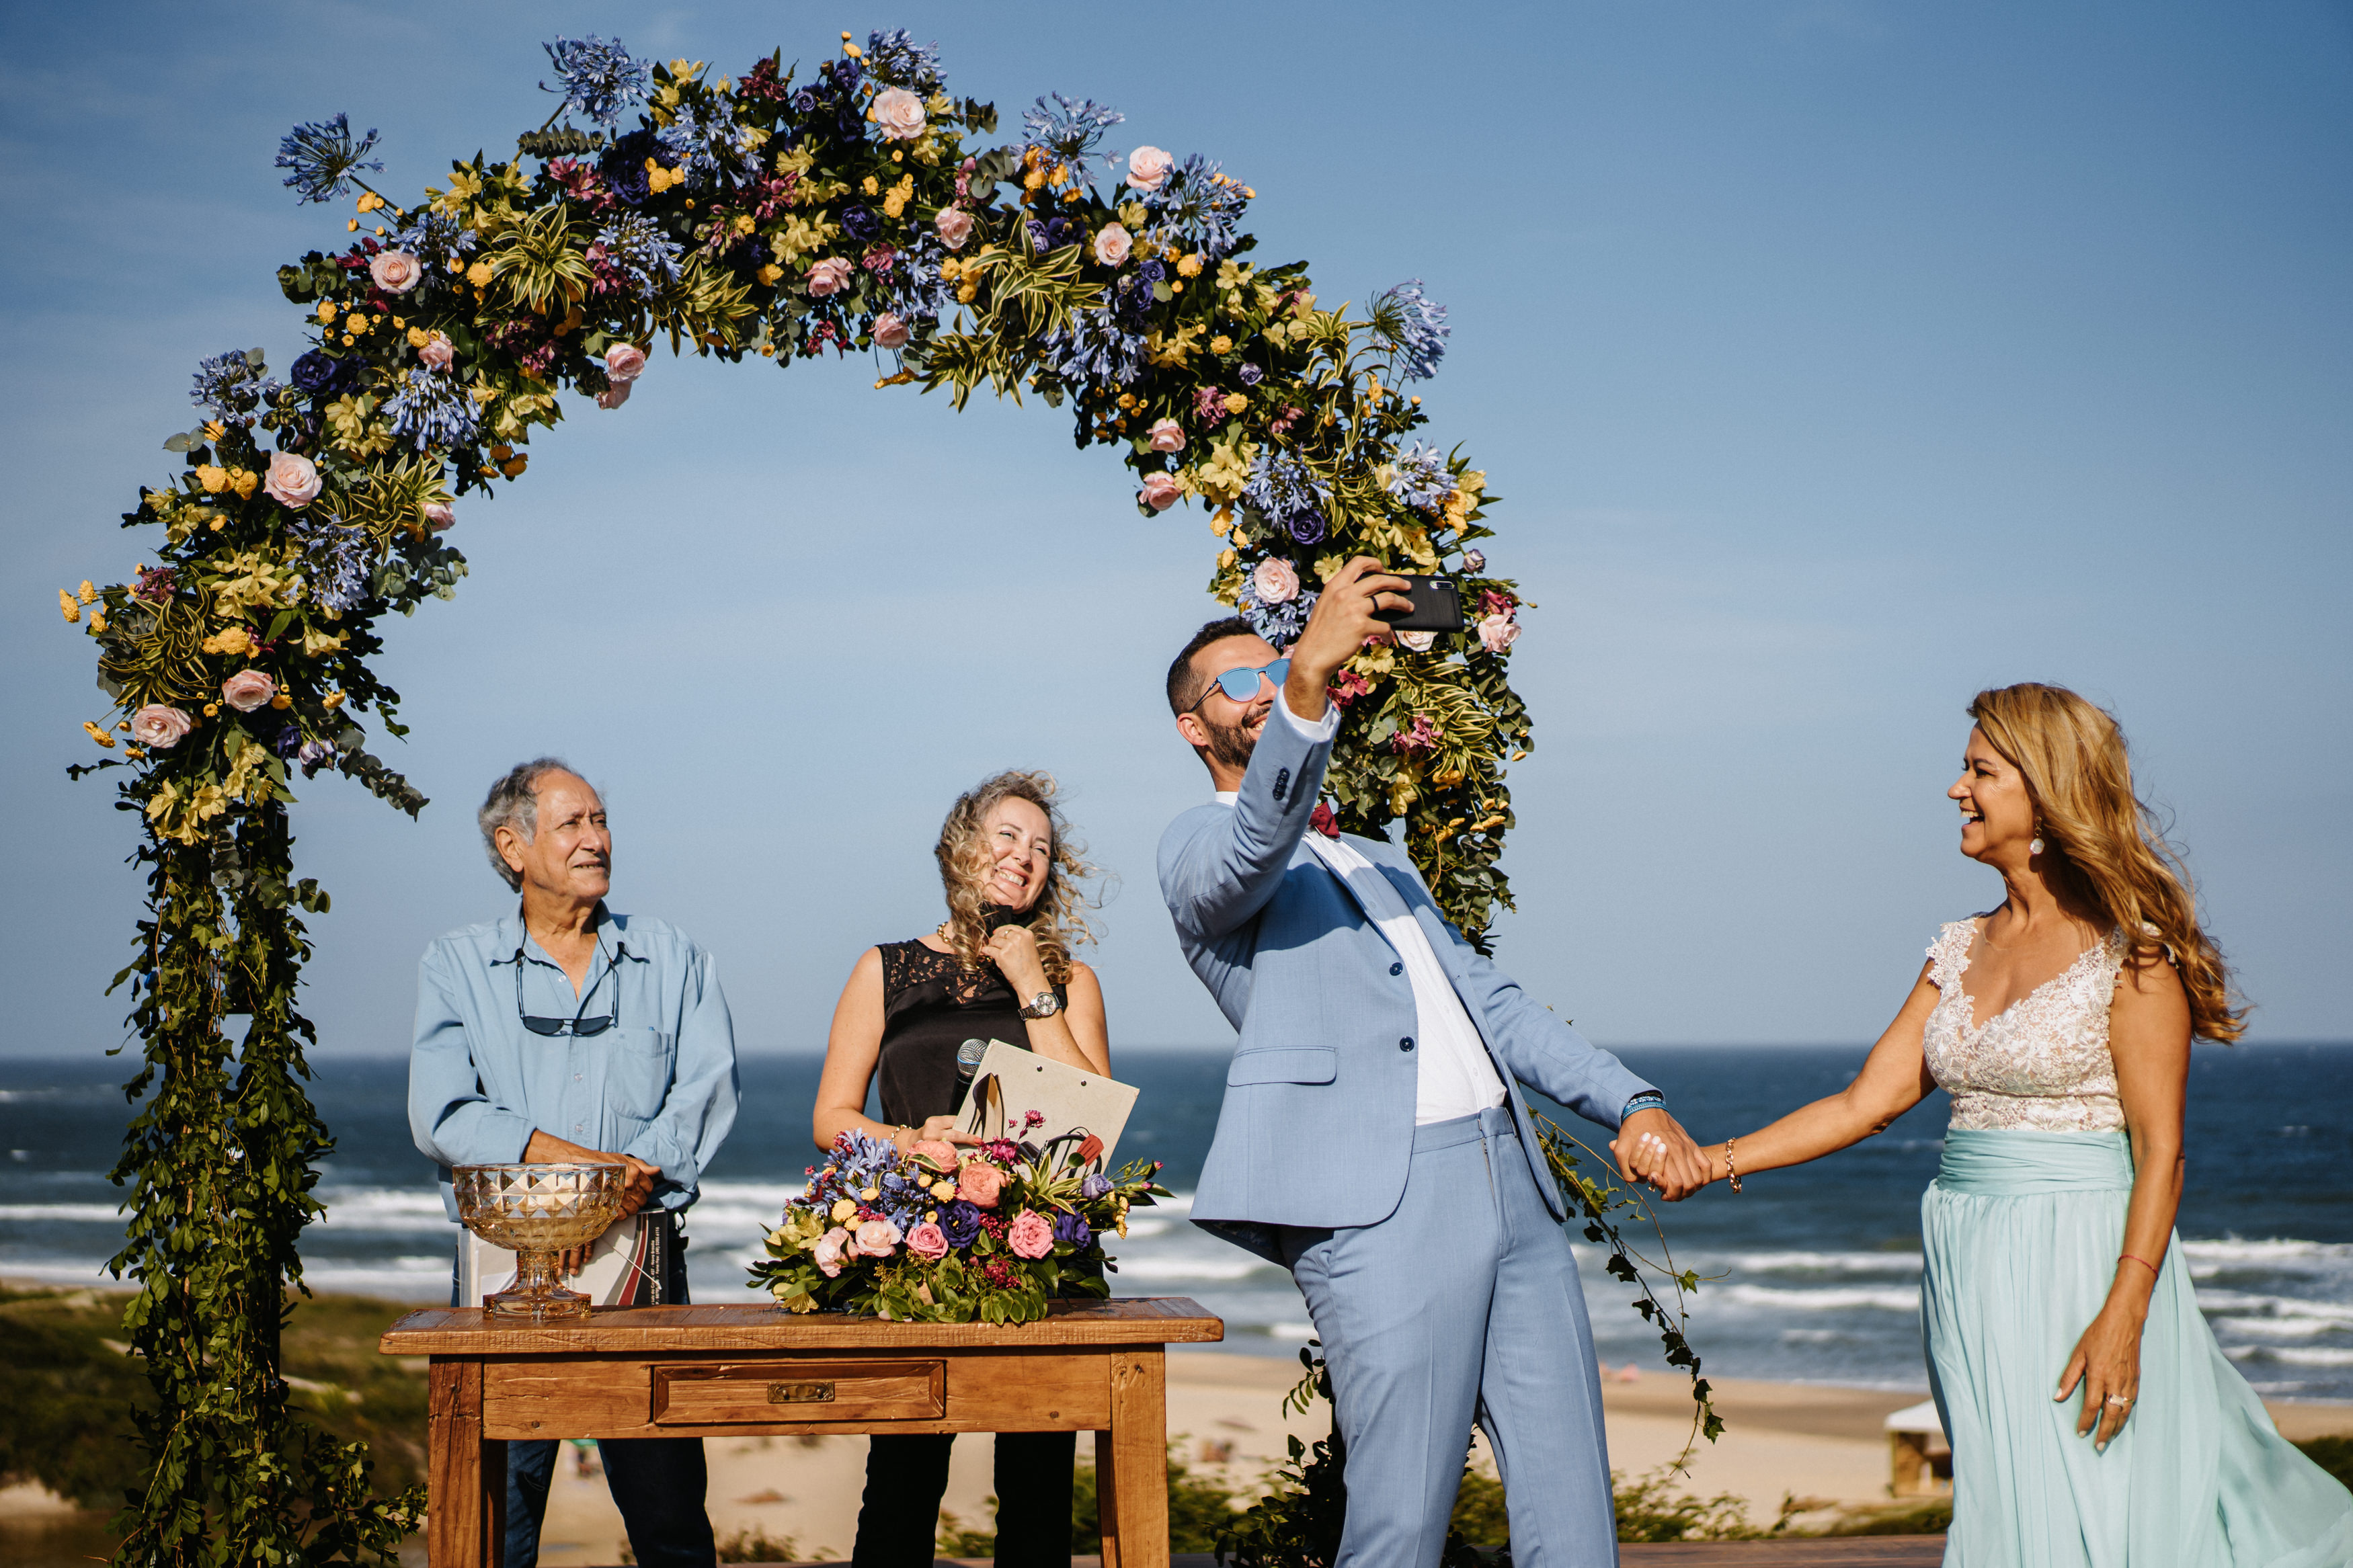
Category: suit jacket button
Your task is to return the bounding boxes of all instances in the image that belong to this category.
[1399,1037,1415,1052]
[1389,962,1404,977]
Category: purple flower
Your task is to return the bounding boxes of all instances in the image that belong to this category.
[842,206,881,243]
[1237,362,1263,386]
[940,1201,982,1249]
[1078,1173,1112,1200]
[289,350,356,399]
[1053,1212,1092,1249]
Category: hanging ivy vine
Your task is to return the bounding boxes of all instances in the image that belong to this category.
[61,26,1572,1560]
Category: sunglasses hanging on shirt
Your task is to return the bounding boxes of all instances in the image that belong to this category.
[514,946,620,1037]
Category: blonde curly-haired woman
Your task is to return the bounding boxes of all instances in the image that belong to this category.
[813,768,1108,1568]
[1689,684,2352,1565]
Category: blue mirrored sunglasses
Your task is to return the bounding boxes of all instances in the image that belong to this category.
[1195,658,1289,710]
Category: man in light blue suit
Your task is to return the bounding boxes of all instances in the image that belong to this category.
[1158,560,1711,1566]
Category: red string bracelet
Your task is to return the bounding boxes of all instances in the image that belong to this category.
[2119,1253,2161,1276]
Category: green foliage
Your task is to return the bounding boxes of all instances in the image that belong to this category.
[0,1290,153,1510]
[939,1447,1260,1557]
[713,1523,801,1563]
[1610,1467,1775,1542]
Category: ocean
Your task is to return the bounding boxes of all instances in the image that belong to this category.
[3,1044,2348,1401]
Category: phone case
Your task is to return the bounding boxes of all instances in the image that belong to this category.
[1372,575,1466,632]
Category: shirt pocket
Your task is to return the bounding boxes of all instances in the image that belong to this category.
[602,1027,676,1121]
[1227,1046,1337,1086]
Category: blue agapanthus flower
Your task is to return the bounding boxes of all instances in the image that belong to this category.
[865,29,943,91]
[387,208,473,279]
[1244,450,1332,547]
[541,36,651,126]
[1023,92,1124,169]
[593,214,682,302]
[1386,441,1458,510]
[877,230,952,323]
[384,367,479,452]
[1369,278,1449,382]
[290,515,372,614]
[190,351,279,420]
[276,114,383,205]
[1038,303,1149,393]
[655,101,749,190]
[1238,567,1318,645]
[1140,155,1252,262]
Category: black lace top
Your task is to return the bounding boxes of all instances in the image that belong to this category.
[873,940,1066,1128]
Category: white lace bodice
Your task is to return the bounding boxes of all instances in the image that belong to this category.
[1922,919,2128,1132]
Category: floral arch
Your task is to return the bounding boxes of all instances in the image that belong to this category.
[61,28,1539,1559]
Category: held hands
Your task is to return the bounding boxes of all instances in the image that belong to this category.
[983,924,1050,1001]
[1284,556,1412,718]
[1609,1108,1712,1201]
[2057,1301,2146,1451]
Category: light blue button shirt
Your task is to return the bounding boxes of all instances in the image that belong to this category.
[408,905,740,1221]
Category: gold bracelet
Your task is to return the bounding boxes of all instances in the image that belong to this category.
[1724,1136,1743,1194]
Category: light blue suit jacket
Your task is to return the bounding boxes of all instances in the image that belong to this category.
[1158,703,1654,1262]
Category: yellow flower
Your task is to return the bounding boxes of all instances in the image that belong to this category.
[348,313,369,333]
[465,259,494,288]
[500,455,528,479]
[346,218,358,232]
[302,628,347,657]
[756,263,783,286]
[733,213,756,236]
[194,464,230,493]
[1023,166,1047,191]
[317,302,337,326]
[830,1198,858,1223]
[321,691,346,710]
[229,468,258,499]
[861,175,880,196]
[83,721,114,749]
[1210,335,1233,355]
[269,692,292,710]
[1177,253,1204,278]
[407,326,429,348]
[881,191,907,218]
[201,419,226,441]
[89,610,107,633]
[201,626,255,656]
[1224,392,1248,415]
[1218,548,1238,571]
[203,702,220,716]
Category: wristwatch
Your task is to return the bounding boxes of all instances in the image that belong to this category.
[1019,990,1062,1020]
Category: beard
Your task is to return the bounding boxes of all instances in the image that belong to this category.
[1198,706,1261,773]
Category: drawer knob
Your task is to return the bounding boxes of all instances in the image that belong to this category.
[767,1380,837,1405]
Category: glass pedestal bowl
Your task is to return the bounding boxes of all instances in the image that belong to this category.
[452,1162,627,1322]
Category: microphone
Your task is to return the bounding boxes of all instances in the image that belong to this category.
[956,1038,989,1085]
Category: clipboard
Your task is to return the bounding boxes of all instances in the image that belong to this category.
[957,1040,1139,1173]
[456,1210,673,1309]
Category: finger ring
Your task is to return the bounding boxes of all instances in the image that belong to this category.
[2104,1394,2131,1407]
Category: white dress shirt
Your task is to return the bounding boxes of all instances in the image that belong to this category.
[1216,700,1509,1126]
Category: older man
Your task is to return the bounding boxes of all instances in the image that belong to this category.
[410,757,737,1568]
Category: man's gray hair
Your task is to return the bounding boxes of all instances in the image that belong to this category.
[478,757,582,891]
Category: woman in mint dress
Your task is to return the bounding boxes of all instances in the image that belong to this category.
[1684,684,2351,1565]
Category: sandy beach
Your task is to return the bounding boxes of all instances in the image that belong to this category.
[514,1350,2353,1563]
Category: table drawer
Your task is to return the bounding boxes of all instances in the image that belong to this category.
[650,1360,946,1425]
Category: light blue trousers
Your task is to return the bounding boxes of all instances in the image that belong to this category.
[1282,1105,1617,1567]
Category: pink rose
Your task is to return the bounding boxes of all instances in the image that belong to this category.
[130,704,194,749]
[220,671,276,712]
[935,207,973,251]
[813,1227,848,1277]
[854,1218,902,1258]
[957,1161,1006,1210]
[873,87,926,140]
[1093,223,1133,267]
[806,257,854,297]
[1148,419,1186,454]
[1397,629,1438,653]
[604,343,647,384]
[1007,1210,1055,1260]
[1462,548,1485,571]
[906,1222,949,1261]
[368,249,422,294]
[263,452,321,510]
[1126,146,1174,193]
[417,331,454,371]
[1477,613,1521,653]
[909,1139,960,1173]
[1252,558,1300,605]
[872,312,910,351]
[423,502,456,532]
[1139,472,1181,511]
[595,382,631,410]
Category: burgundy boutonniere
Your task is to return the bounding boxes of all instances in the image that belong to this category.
[1310,802,1340,839]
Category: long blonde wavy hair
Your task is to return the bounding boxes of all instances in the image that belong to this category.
[1967,684,2245,1042]
[934,770,1101,985]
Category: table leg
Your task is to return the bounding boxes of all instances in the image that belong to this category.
[428,1357,495,1567]
[1101,1348,1168,1568]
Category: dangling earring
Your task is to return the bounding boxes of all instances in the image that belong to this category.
[2029,824,2046,857]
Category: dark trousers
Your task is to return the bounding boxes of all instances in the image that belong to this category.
[852,1430,1076,1567]
[454,1215,717,1568]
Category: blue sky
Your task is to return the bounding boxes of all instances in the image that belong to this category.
[3,1,2346,1059]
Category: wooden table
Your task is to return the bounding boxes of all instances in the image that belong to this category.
[379,1297,1224,1567]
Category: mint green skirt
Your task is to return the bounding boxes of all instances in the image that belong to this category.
[1922,1130,2352,1566]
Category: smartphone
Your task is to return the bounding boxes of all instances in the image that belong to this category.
[1371,574,1466,633]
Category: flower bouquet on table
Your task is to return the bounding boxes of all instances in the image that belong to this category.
[750,1118,1168,1325]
